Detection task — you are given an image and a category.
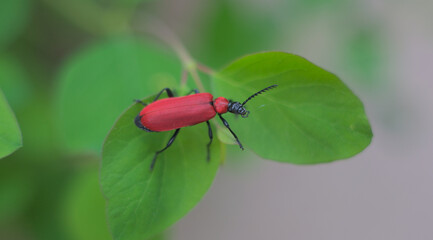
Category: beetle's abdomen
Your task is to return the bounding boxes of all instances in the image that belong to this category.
[139,93,216,132]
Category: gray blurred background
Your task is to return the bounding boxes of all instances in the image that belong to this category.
[169,0,433,239]
[1,0,432,239]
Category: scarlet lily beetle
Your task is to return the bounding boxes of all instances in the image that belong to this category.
[134,85,278,170]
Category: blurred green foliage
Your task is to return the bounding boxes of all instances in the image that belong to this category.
[56,37,180,153]
[0,90,22,158]
[194,0,276,68]
[0,0,380,239]
[0,55,30,110]
[62,166,111,240]
[0,164,33,223]
[0,0,30,49]
[342,27,385,88]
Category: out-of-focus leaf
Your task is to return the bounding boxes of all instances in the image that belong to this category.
[101,95,222,240]
[42,0,131,35]
[0,167,33,223]
[15,92,60,160]
[194,0,275,68]
[213,52,372,164]
[216,127,236,145]
[0,0,30,49]
[294,0,348,9]
[26,163,73,240]
[0,55,31,110]
[143,232,167,240]
[0,89,22,159]
[107,0,151,6]
[342,28,385,87]
[62,167,111,240]
[56,37,180,154]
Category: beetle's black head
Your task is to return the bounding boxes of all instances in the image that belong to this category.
[228,101,250,118]
[229,84,278,118]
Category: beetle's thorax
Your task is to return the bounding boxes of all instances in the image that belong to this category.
[213,97,229,114]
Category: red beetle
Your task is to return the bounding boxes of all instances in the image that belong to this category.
[135,85,278,169]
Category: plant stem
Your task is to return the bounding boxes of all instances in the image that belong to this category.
[180,70,188,87]
[135,16,206,92]
[189,67,205,91]
[197,63,215,75]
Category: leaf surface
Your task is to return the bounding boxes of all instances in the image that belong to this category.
[0,89,22,159]
[0,0,29,48]
[213,52,372,164]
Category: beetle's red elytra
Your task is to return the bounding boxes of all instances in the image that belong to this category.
[134,85,278,170]
[138,93,216,132]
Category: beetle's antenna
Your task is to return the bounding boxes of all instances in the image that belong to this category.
[241,85,278,106]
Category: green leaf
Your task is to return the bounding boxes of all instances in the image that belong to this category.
[147,232,167,240]
[0,89,22,159]
[62,167,112,240]
[342,27,385,88]
[107,0,151,6]
[56,37,180,153]
[101,96,223,240]
[0,167,33,223]
[294,0,348,10]
[0,0,30,49]
[0,55,31,110]
[16,93,60,160]
[213,52,372,164]
[194,0,275,68]
[216,127,237,145]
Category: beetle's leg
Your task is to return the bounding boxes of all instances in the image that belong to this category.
[133,99,147,106]
[218,114,244,150]
[153,88,174,102]
[206,121,213,162]
[186,89,199,95]
[150,128,180,170]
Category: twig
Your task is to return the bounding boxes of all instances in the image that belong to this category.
[180,70,188,87]
[197,63,215,75]
[135,16,206,92]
